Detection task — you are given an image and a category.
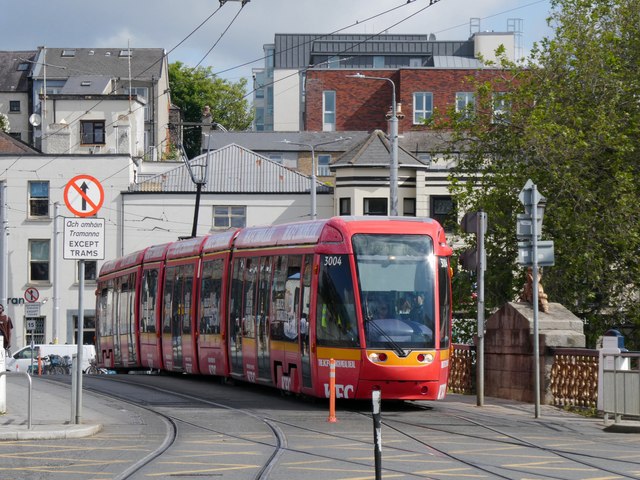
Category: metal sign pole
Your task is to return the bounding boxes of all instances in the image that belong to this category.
[531,184,541,419]
[476,211,486,407]
[75,260,84,424]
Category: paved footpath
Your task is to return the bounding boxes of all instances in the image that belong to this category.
[1,374,122,440]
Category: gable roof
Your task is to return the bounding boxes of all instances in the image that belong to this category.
[203,130,369,153]
[129,143,332,194]
[331,130,429,169]
[0,130,40,154]
[0,50,36,92]
[30,48,166,80]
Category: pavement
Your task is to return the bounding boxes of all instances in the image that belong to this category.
[0,373,108,441]
[1,371,639,442]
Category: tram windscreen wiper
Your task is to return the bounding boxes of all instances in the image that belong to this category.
[365,316,407,358]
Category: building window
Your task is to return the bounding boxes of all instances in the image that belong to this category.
[364,198,388,216]
[17,62,29,71]
[339,198,351,216]
[254,107,265,131]
[413,92,433,124]
[373,56,385,68]
[61,49,76,57]
[9,132,22,140]
[492,92,510,123]
[268,154,283,164]
[317,154,331,176]
[77,261,97,282]
[124,87,150,121]
[28,181,49,218]
[9,100,20,113]
[403,198,416,217]
[80,120,106,145]
[431,196,457,232]
[29,239,50,282]
[213,206,246,229]
[455,92,475,118]
[323,91,336,132]
[409,58,423,67]
[26,317,46,345]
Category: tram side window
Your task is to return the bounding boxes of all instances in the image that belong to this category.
[182,264,194,333]
[97,287,110,336]
[163,267,175,334]
[141,269,159,333]
[438,257,452,348]
[200,259,224,334]
[118,274,135,337]
[270,255,302,342]
[256,257,273,343]
[316,255,359,347]
[242,257,257,338]
[229,260,244,342]
[105,284,114,336]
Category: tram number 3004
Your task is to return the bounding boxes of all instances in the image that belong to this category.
[323,256,342,266]
[324,384,354,399]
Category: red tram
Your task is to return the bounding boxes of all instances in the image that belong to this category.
[96,216,453,400]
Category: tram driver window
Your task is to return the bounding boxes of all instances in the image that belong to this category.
[316,255,359,347]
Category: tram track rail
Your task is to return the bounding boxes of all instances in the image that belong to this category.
[372,403,640,480]
[45,375,640,480]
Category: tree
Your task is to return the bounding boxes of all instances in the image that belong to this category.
[440,0,640,348]
[0,112,10,133]
[169,61,253,158]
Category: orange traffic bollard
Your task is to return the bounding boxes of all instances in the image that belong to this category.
[327,358,337,422]
[37,354,42,376]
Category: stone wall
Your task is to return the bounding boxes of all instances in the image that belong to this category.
[483,302,585,404]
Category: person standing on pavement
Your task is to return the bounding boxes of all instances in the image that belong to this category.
[0,304,14,351]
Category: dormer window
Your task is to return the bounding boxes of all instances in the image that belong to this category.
[17,62,29,71]
[61,49,76,57]
[119,49,132,57]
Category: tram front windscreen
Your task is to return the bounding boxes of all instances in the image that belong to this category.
[353,234,436,350]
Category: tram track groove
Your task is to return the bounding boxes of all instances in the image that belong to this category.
[376,408,640,480]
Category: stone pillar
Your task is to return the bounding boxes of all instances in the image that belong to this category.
[482,302,585,404]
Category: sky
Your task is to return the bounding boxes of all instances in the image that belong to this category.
[1,0,554,84]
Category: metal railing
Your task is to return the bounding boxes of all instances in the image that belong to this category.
[0,371,33,429]
[550,348,599,408]
[601,351,640,424]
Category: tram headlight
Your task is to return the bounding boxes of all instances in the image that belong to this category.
[368,352,388,363]
[417,353,434,364]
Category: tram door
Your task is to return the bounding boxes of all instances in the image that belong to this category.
[228,259,244,376]
[300,255,312,389]
[256,257,272,382]
[162,265,195,372]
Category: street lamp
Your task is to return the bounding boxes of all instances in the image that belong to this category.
[279,137,350,220]
[184,139,210,237]
[347,73,399,216]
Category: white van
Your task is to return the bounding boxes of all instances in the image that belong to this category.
[6,344,96,373]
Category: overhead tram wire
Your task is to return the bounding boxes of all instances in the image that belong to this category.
[192,2,249,71]
[31,0,426,162]
[37,1,440,183]
[211,0,423,80]
[32,2,230,156]
[240,0,444,101]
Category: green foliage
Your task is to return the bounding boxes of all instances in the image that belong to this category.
[0,112,10,133]
[169,61,253,158]
[438,0,640,348]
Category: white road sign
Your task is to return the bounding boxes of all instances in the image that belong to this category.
[63,217,105,260]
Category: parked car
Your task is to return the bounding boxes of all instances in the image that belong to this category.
[5,344,96,373]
